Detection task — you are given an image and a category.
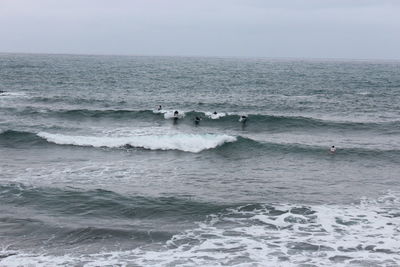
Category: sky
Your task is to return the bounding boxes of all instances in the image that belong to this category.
[0,0,399,59]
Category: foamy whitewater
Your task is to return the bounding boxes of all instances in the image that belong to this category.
[38,132,236,153]
[1,54,400,266]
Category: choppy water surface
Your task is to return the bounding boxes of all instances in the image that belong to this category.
[0,54,400,266]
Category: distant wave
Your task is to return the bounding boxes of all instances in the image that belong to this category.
[0,183,233,254]
[30,95,121,106]
[0,130,49,147]
[0,183,231,219]
[3,107,399,131]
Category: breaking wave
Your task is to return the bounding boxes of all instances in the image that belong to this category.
[37,132,236,153]
[1,130,400,158]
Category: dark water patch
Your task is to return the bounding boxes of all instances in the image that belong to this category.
[0,253,17,259]
[56,226,173,246]
[329,255,353,262]
[287,242,334,253]
[1,107,158,121]
[288,242,335,252]
[30,96,126,107]
[223,114,400,133]
[290,207,315,215]
[0,214,174,250]
[0,130,48,148]
[216,136,400,162]
[0,183,233,220]
[53,109,155,120]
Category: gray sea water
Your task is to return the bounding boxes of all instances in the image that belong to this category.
[0,53,400,266]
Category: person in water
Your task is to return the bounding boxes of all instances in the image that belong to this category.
[173,111,180,120]
[330,145,336,153]
[240,115,247,122]
[157,105,162,111]
[213,111,217,115]
[172,110,179,124]
[194,116,201,125]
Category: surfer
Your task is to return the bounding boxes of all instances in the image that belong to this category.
[194,116,201,125]
[173,111,179,124]
[157,105,162,111]
[213,111,217,115]
[330,145,336,154]
[239,115,247,123]
[239,115,248,130]
[172,111,179,124]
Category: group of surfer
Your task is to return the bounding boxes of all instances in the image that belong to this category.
[158,105,336,153]
[157,105,248,125]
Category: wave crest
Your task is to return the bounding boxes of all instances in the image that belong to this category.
[37,132,236,153]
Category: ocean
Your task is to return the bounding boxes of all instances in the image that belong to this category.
[0,53,399,266]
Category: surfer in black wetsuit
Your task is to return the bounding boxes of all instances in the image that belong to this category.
[173,110,179,124]
[194,116,201,125]
[157,105,162,111]
[330,145,336,154]
[239,115,248,130]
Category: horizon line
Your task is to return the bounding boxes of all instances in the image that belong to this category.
[1,51,400,62]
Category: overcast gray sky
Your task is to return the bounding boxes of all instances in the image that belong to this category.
[1,0,399,59]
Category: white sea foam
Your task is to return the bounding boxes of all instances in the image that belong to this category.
[37,132,236,153]
[152,109,186,119]
[205,112,226,119]
[0,92,27,98]
[127,194,400,266]
[2,192,400,266]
